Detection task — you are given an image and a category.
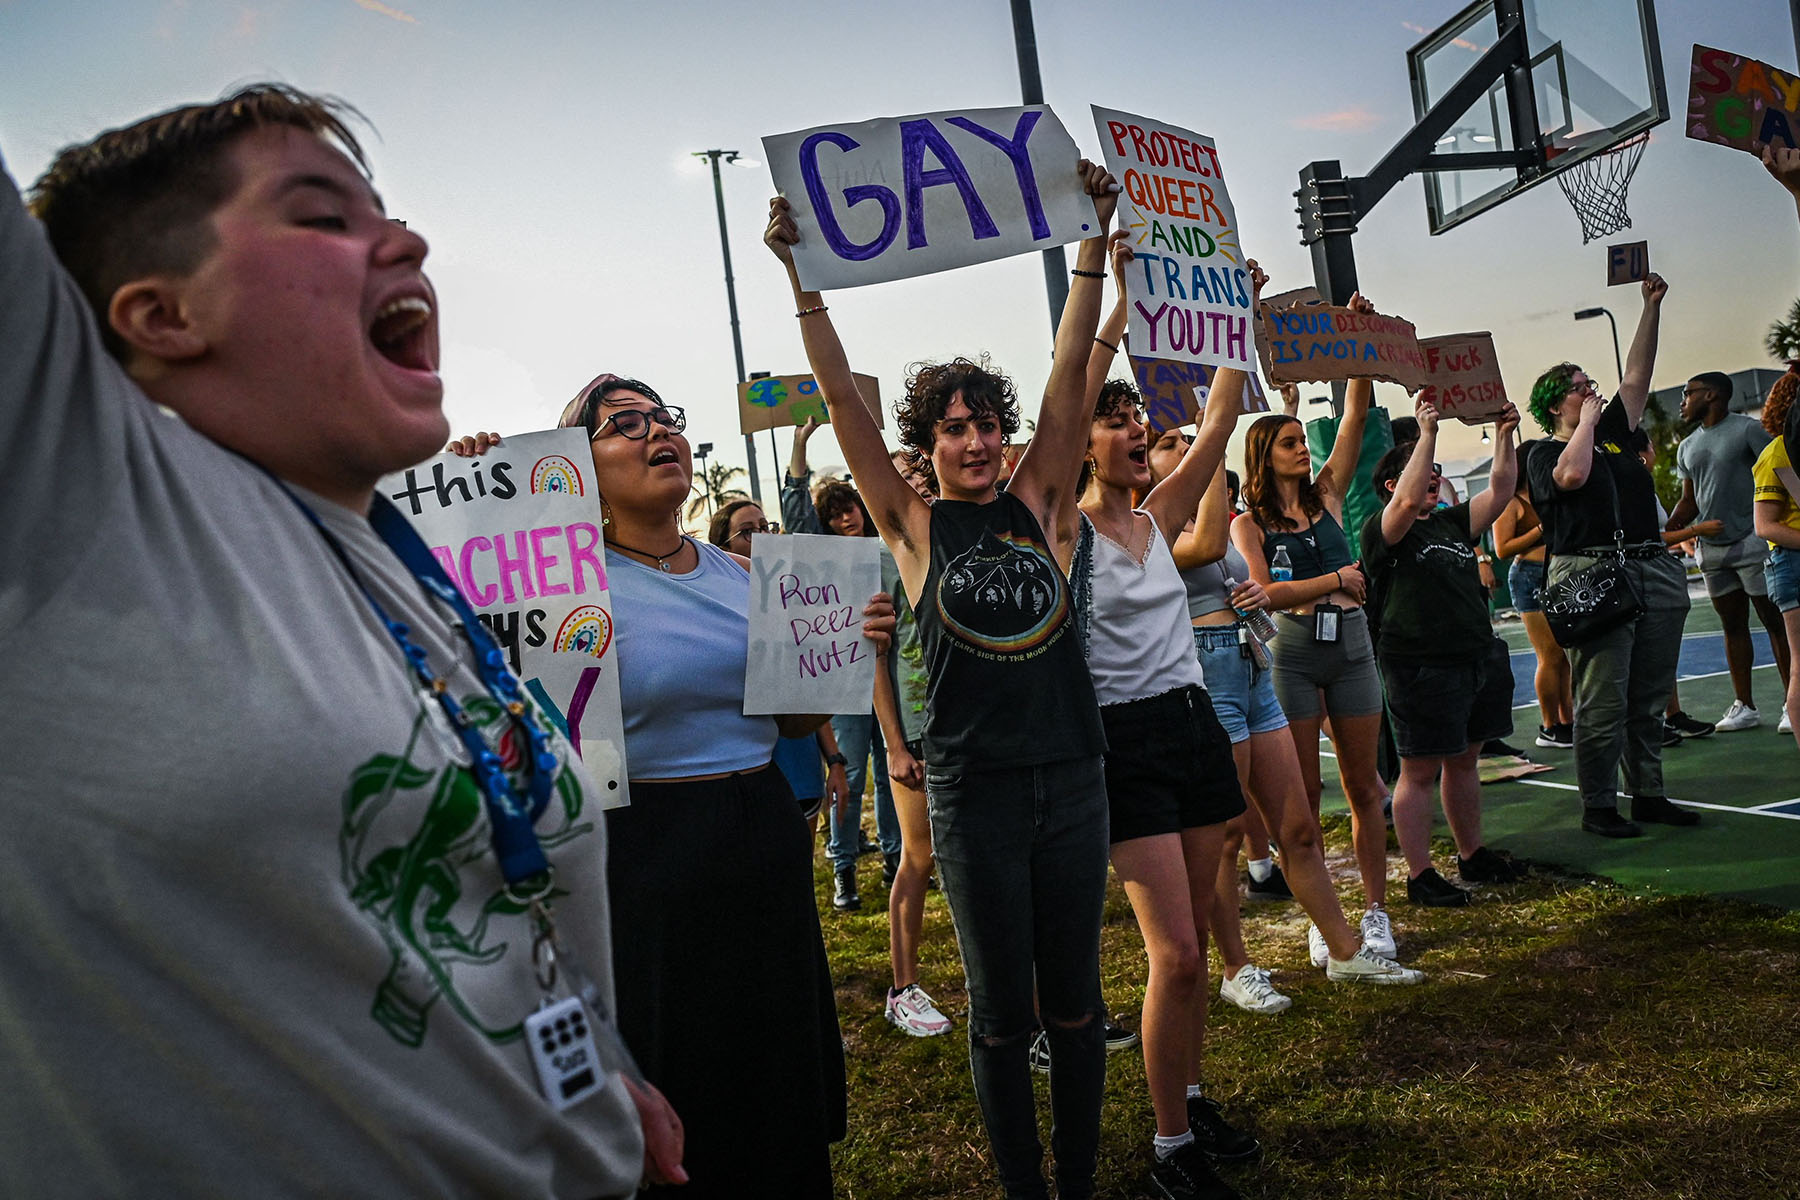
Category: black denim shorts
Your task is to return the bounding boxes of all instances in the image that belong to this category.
[1099,684,1246,843]
[1380,638,1514,760]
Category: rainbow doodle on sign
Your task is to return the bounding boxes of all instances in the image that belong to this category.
[531,455,585,497]
[554,605,613,659]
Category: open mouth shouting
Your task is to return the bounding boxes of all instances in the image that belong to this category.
[369,294,436,373]
[648,446,682,468]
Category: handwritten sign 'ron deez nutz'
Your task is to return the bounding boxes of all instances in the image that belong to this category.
[744,534,880,715]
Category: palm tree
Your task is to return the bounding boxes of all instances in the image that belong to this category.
[687,461,748,521]
[1765,298,1800,361]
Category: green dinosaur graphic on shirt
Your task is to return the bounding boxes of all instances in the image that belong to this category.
[339,694,593,1048]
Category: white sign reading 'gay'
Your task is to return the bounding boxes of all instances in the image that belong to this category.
[764,105,1097,291]
[744,534,881,715]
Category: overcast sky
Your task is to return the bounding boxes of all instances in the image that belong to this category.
[5,0,1796,489]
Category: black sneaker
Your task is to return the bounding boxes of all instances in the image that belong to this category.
[857,832,880,857]
[1534,723,1574,748]
[1245,862,1293,902]
[1630,794,1700,827]
[1665,710,1716,739]
[1457,845,1524,884]
[1661,720,1683,748]
[1581,807,1642,838]
[1481,738,1528,759]
[881,850,901,887]
[1187,1095,1260,1163]
[1027,1029,1051,1074]
[1150,1140,1241,1200]
[1104,1021,1140,1052]
[1405,866,1471,907]
[832,865,861,911]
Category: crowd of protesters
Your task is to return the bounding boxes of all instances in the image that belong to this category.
[7,81,1800,1200]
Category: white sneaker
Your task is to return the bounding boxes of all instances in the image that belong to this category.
[1307,922,1329,968]
[1715,700,1761,732]
[885,984,952,1037]
[1779,708,1793,734]
[1360,907,1397,959]
[1220,963,1293,1014]
[1327,945,1425,985]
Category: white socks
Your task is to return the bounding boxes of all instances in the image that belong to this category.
[1154,1130,1195,1159]
[1246,856,1275,883]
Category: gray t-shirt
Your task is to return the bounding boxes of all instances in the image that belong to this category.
[0,154,642,1196]
[1676,413,1772,544]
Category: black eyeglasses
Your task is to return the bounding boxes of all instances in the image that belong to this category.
[728,520,777,543]
[1567,379,1598,397]
[590,405,687,441]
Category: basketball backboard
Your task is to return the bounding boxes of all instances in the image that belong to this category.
[1408,0,1668,233]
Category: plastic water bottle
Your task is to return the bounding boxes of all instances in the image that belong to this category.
[1269,545,1294,584]
[1225,575,1280,644]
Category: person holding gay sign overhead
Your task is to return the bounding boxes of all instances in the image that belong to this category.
[453,374,895,1200]
[766,160,1119,1200]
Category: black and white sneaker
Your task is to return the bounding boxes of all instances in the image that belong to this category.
[1406,867,1471,907]
[1534,723,1574,748]
[1665,710,1716,739]
[1150,1141,1241,1200]
[1245,863,1293,902]
[1188,1095,1260,1163]
[1104,1021,1140,1052]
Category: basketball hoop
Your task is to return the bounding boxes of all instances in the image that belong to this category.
[1553,131,1649,244]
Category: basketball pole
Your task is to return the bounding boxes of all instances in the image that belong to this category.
[1295,0,1542,415]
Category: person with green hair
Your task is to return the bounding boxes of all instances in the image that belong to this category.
[1519,275,1699,839]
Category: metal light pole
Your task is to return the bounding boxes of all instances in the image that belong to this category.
[695,149,763,504]
[1009,0,1067,337]
[748,370,783,493]
[1573,307,1623,384]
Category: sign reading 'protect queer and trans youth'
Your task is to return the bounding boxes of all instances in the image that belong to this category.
[1688,45,1800,158]
[744,534,881,715]
[763,106,1096,291]
[738,372,884,435]
[1129,357,1269,433]
[381,428,629,808]
[1416,333,1508,424]
[1093,106,1253,372]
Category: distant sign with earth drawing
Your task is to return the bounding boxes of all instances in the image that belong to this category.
[738,372,884,434]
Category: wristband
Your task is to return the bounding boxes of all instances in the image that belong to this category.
[1333,569,1342,590]
[1094,336,1119,354]
[1071,268,1105,279]
[796,305,828,318]
[824,752,848,767]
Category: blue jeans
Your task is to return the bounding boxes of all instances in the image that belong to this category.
[827,712,900,869]
[926,755,1109,1200]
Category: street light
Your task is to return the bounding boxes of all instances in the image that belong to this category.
[694,149,763,504]
[693,442,715,518]
[1573,307,1623,384]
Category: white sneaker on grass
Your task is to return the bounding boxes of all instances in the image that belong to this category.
[1220,963,1292,1014]
[885,984,952,1037]
[1360,907,1397,959]
[1327,946,1424,985]
[1307,922,1329,968]
[1715,700,1761,731]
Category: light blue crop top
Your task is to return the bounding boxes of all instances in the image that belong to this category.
[608,539,779,779]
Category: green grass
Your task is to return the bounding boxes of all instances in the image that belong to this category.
[816,818,1800,1199]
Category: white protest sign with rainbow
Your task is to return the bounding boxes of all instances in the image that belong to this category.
[380,428,629,809]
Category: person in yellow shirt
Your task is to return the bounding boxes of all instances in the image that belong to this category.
[1752,371,1800,748]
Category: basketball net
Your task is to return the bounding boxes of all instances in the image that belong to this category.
[1553,132,1649,244]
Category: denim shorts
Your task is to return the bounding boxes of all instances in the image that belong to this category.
[1768,546,1800,613]
[1380,637,1515,759]
[1508,556,1547,614]
[1099,684,1246,842]
[1192,624,1289,743]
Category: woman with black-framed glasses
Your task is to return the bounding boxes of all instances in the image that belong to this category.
[450,374,893,1197]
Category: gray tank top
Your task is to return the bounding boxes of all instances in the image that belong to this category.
[1182,541,1251,619]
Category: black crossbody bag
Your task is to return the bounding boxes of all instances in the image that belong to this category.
[1540,447,1644,648]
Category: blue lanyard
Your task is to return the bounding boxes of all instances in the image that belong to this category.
[276,483,559,891]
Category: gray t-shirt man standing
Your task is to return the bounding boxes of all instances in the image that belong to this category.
[1670,371,1792,732]
[1,87,672,1196]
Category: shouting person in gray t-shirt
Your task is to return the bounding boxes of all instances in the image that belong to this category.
[1669,371,1792,732]
[2,86,674,1196]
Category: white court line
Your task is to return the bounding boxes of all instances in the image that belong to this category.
[1508,779,1800,820]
